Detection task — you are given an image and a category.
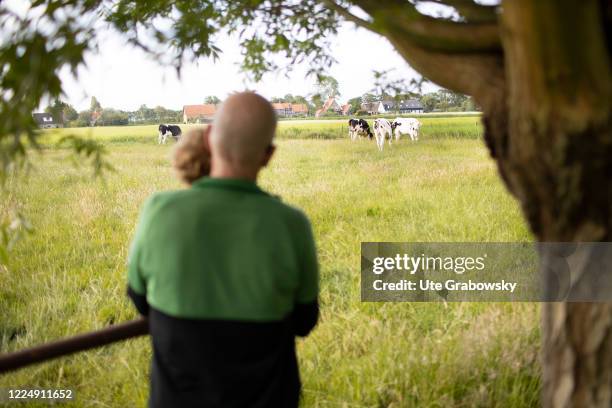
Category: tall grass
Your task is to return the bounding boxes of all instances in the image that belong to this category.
[275,117,482,140]
[0,123,538,407]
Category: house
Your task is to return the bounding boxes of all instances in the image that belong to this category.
[32,113,59,129]
[397,99,424,113]
[381,99,424,114]
[271,103,309,117]
[272,102,292,116]
[360,99,424,114]
[315,97,342,117]
[341,104,351,116]
[381,100,395,112]
[291,104,308,116]
[90,110,102,126]
[183,104,217,123]
[360,101,385,115]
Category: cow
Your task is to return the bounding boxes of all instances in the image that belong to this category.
[158,124,182,144]
[348,118,373,141]
[391,118,421,141]
[373,118,394,151]
[348,119,358,140]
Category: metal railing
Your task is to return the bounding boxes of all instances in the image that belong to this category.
[0,319,149,374]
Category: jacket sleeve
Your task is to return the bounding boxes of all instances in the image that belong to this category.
[127,285,149,316]
[292,300,319,337]
[126,197,154,316]
[294,214,320,336]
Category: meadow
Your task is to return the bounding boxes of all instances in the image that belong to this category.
[0,116,540,407]
[38,116,484,144]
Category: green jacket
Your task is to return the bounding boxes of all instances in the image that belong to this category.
[128,177,319,321]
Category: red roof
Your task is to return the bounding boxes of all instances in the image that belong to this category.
[91,110,102,124]
[321,97,335,112]
[341,104,351,115]
[183,104,217,118]
[272,103,308,113]
[272,102,292,110]
[315,97,339,117]
[291,104,308,113]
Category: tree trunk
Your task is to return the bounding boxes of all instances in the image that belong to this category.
[542,302,612,407]
[497,1,612,406]
[365,0,611,403]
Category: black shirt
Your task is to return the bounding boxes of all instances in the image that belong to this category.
[128,288,318,408]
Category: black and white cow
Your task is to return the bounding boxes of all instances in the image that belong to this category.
[373,118,393,151]
[158,124,182,144]
[348,118,373,141]
[391,118,420,141]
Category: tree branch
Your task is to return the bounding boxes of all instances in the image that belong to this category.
[321,0,380,32]
[385,32,505,106]
[422,0,499,23]
[331,0,505,107]
[350,0,501,53]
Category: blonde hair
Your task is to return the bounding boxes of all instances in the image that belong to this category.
[172,127,210,184]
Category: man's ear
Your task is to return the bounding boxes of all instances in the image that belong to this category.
[261,144,276,167]
[203,125,212,150]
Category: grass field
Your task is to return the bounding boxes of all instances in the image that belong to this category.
[38,116,483,145]
[0,117,540,407]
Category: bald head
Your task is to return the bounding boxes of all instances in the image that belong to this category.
[210,92,277,171]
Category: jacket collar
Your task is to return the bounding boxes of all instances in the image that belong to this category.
[192,177,266,195]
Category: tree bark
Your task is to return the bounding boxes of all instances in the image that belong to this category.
[498,1,612,406]
[498,0,611,242]
[542,303,612,407]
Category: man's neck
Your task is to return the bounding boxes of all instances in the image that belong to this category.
[209,160,259,182]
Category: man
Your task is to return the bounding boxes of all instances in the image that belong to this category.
[127,92,319,407]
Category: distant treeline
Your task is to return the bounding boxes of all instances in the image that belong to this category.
[45,85,478,128]
[44,97,182,128]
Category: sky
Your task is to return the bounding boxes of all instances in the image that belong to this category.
[58,23,439,112]
[4,0,443,112]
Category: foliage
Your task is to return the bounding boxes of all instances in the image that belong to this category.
[99,109,129,126]
[90,96,102,112]
[371,69,424,101]
[63,104,78,122]
[0,2,93,179]
[314,74,340,101]
[73,110,92,127]
[103,0,337,78]
[67,105,183,127]
[45,99,77,125]
[346,96,362,114]
[133,105,156,124]
[129,105,182,125]
[420,89,478,112]
[272,94,310,106]
[204,96,221,104]
[361,93,378,104]
[421,93,439,113]
[309,93,323,112]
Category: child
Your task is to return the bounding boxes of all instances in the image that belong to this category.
[172,127,211,184]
